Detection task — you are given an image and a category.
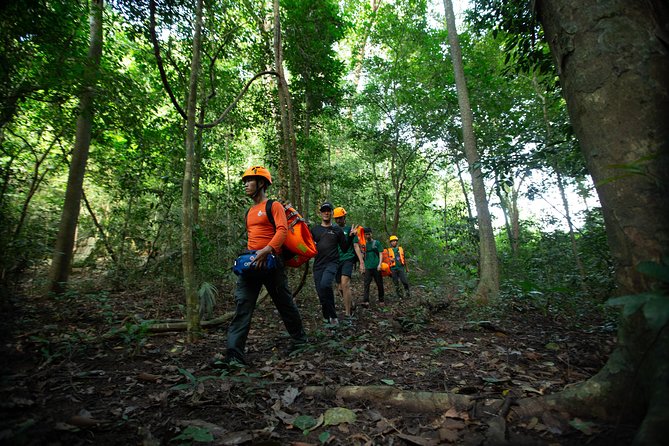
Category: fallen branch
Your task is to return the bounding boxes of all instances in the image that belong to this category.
[303,385,473,413]
[101,290,269,338]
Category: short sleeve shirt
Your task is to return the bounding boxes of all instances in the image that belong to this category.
[338,225,356,262]
[364,239,381,269]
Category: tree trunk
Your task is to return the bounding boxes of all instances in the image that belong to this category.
[443,0,499,303]
[193,93,206,227]
[48,0,103,294]
[555,166,587,288]
[535,1,669,443]
[273,0,302,211]
[182,0,204,341]
[456,160,474,221]
[494,179,515,257]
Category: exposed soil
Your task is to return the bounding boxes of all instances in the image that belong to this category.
[0,272,636,445]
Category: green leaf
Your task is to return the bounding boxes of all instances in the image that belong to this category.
[293,415,318,431]
[178,367,196,383]
[172,426,214,442]
[380,379,395,385]
[637,261,669,283]
[323,407,356,426]
[318,431,331,444]
[642,296,669,332]
[569,418,596,435]
[606,294,654,317]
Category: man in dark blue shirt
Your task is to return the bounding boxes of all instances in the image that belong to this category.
[310,202,357,325]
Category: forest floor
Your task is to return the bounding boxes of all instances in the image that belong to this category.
[0,271,637,446]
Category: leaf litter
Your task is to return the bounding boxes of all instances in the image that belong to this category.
[0,278,635,445]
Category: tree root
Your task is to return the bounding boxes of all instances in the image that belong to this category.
[303,385,473,413]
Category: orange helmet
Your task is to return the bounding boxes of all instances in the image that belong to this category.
[389,235,398,241]
[241,165,272,184]
[333,207,347,218]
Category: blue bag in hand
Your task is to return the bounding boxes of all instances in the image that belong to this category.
[233,251,278,275]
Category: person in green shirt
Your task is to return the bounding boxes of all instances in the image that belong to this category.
[334,207,364,317]
[387,235,410,299]
[362,227,384,306]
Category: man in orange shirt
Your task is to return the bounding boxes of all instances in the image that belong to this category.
[219,166,307,367]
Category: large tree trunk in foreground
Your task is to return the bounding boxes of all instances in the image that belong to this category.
[533,1,669,443]
[48,0,103,294]
[443,0,499,303]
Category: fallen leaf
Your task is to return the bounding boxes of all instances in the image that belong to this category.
[54,422,79,432]
[569,418,597,435]
[443,407,469,420]
[438,428,459,443]
[68,415,107,428]
[137,372,161,382]
[526,417,539,430]
[282,386,300,406]
[323,407,356,426]
[395,432,441,446]
[176,419,226,437]
[293,415,318,431]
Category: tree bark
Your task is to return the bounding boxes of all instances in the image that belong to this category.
[182,0,204,341]
[273,0,302,211]
[538,0,669,295]
[48,0,103,294]
[443,0,499,303]
[535,1,669,443]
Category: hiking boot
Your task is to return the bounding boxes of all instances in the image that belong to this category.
[288,337,310,356]
[209,353,247,370]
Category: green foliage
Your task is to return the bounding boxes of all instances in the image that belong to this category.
[0,0,613,335]
[197,281,217,320]
[120,320,152,355]
[466,0,555,77]
[607,258,669,332]
[497,210,613,303]
[171,425,214,444]
[283,0,347,116]
[171,368,219,391]
[294,414,318,433]
[319,431,331,444]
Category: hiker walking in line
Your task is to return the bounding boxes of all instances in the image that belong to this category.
[311,202,357,325]
[387,235,410,299]
[362,227,384,307]
[333,207,364,317]
[216,166,307,368]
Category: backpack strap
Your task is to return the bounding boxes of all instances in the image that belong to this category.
[265,199,275,228]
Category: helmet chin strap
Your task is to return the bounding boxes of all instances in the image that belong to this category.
[251,178,266,200]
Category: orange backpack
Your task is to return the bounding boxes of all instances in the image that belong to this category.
[355,226,366,252]
[247,200,317,267]
[380,248,393,277]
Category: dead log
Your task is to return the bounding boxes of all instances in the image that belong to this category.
[303,385,473,413]
[101,291,269,338]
